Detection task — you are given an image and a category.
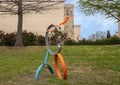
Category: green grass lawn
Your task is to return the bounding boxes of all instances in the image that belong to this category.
[0,45,120,85]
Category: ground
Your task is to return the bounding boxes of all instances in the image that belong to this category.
[0,45,120,85]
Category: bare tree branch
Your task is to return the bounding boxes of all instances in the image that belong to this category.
[0,1,62,14]
[0,0,64,47]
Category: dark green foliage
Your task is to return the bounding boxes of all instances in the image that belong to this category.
[0,30,5,45]
[64,36,120,45]
[37,35,45,46]
[0,30,45,46]
[78,0,120,21]
[22,30,36,46]
[64,39,77,45]
[3,33,16,46]
[108,36,120,44]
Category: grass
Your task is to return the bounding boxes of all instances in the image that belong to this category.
[0,45,120,85]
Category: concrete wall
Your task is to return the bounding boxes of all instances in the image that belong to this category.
[115,17,120,38]
[118,17,120,38]
[74,25,80,41]
[0,15,17,33]
[0,2,64,36]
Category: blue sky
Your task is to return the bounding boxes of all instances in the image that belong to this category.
[65,0,118,39]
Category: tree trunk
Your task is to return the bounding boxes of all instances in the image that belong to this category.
[15,0,23,47]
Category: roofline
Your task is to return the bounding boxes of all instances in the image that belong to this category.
[74,25,81,27]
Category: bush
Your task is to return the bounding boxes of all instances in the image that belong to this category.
[109,36,120,44]
[22,30,36,46]
[0,30,5,46]
[3,33,16,46]
[0,30,46,46]
[1,30,120,46]
[37,35,45,46]
[64,36,120,45]
[0,39,2,45]
[64,39,76,45]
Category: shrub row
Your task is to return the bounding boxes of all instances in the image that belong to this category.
[64,36,120,45]
[1,30,120,46]
[0,30,45,46]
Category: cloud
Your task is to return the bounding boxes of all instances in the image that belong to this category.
[74,12,118,38]
[99,17,118,31]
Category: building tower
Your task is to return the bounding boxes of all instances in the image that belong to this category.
[64,4,74,40]
[74,25,80,41]
[118,17,120,38]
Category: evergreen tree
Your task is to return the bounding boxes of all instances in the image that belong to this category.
[107,30,111,38]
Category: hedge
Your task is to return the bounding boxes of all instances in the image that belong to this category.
[0,30,45,46]
[64,36,120,45]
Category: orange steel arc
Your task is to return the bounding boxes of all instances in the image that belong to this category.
[53,9,71,80]
[55,53,67,80]
[58,9,71,26]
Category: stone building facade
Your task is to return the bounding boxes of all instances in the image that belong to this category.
[74,25,80,41]
[115,17,120,38]
[118,18,120,38]
[0,1,80,41]
[0,1,64,36]
[64,4,74,40]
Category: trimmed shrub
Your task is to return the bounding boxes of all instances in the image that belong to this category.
[3,33,16,46]
[37,35,45,46]
[22,30,36,46]
[64,39,76,45]
[0,39,2,45]
[0,30,5,46]
[1,30,120,46]
[0,30,46,46]
[64,36,120,45]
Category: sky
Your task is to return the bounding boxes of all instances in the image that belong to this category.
[65,0,118,39]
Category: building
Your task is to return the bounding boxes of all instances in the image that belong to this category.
[118,18,120,38]
[74,25,80,41]
[115,17,120,38]
[0,0,80,41]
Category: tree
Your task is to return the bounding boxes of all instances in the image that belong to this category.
[0,30,5,45]
[0,0,62,47]
[88,34,96,41]
[107,30,111,38]
[88,31,106,40]
[78,0,120,22]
